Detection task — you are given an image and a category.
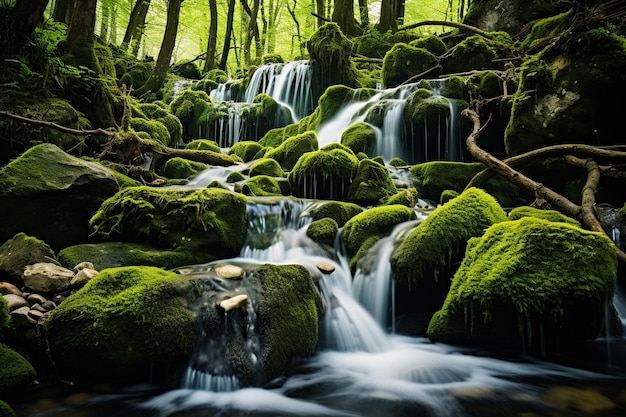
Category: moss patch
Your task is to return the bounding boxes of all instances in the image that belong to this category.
[0,343,36,399]
[346,158,397,206]
[508,206,580,227]
[382,43,439,88]
[265,131,319,171]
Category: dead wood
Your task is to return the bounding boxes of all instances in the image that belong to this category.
[0,110,115,137]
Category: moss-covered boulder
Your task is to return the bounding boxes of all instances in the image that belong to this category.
[0,144,120,250]
[172,60,202,79]
[240,175,285,197]
[342,205,415,271]
[505,25,626,156]
[391,187,508,289]
[306,217,338,249]
[170,90,214,143]
[186,139,222,153]
[41,266,199,382]
[508,206,580,227]
[89,186,247,258]
[265,130,319,172]
[137,103,183,146]
[382,43,439,88]
[427,217,617,350]
[0,343,36,402]
[0,233,56,285]
[306,201,363,227]
[57,242,211,271]
[255,263,324,381]
[288,145,359,200]
[249,158,284,178]
[441,35,498,74]
[340,122,377,157]
[229,141,265,162]
[346,158,397,206]
[162,157,207,180]
[409,35,447,56]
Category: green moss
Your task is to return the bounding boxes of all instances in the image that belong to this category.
[170,90,213,142]
[240,175,284,197]
[58,241,213,270]
[249,158,284,178]
[229,141,264,162]
[468,70,507,99]
[162,157,207,180]
[42,266,199,381]
[521,9,574,51]
[186,139,221,152]
[382,43,439,88]
[226,171,245,183]
[353,32,394,59]
[0,401,15,417]
[306,218,338,248]
[410,161,483,202]
[256,263,323,380]
[409,35,447,56]
[382,189,416,208]
[307,201,363,227]
[391,187,508,288]
[0,297,8,338]
[346,158,397,206]
[131,117,171,145]
[440,189,459,204]
[0,343,36,399]
[508,206,580,226]
[428,217,617,346]
[172,60,202,79]
[388,157,407,167]
[263,54,284,64]
[440,76,466,100]
[137,103,183,146]
[265,130,319,171]
[342,205,415,271]
[340,122,377,156]
[89,186,247,257]
[442,35,497,74]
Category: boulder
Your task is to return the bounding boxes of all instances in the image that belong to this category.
[0,233,56,285]
[23,263,74,294]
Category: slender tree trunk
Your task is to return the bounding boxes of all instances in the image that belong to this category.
[219,0,237,70]
[52,0,72,23]
[121,0,151,52]
[241,0,261,65]
[100,0,111,41]
[358,0,369,28]
[286,0,303,57]
[109,2,118,43]
[379,0,402,33]
[203,0,218,73]
[138,0,183,95]
[10,0,50,41]
[66,0,98,47]
[331,0,361,37]
[315,0,325,28]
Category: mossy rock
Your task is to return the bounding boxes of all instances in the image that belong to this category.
[0,343,36,400]
[306,217,338,248]
[340,122,377,157]
[306,201,363,227]
[262,54,284,64]
[0,297,8,337]
[353,32,394,59]
[229,141,264,162]
[249,158,284,178]
[508,206,580,227]
[255,263,324,381]
[172,60,202,79]
[505,26,626,156]
[0,144,120,250]
[186,139,221,153]
[0,400,14,417]
[41,266,199,383]
[265,131,319,171]
[409,35,447,56]
[89,186,247,258]
[381,43,439,88]
[382,189,416,208]
[137,103,183,146]
[391,187,508,289]
[0,233,56,285]
[162,157,207,180]
[288,146,359,200]
[226,171,246,183]
[342,205,415,271]
[131,117,171,146]
[441,35,498,74]
[520,9,574,51]
[240,175,285,197]
[170,90,213,143]
[346,158,397,206]
[57,241,213,271]
[427,217,617,350]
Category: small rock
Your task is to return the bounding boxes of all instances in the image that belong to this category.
[10,306,37,327]
[23,263,74,293]
[30,303,47,313]
[27,293,47,305]
[51,294,66,305]
[73,261,95,273]
[0,281,22,296]
[219,294,249,311]
[41,300,57,311]
[70,268,99,288]
[316,262,335,275]
[27,309,45,321]
[3,293,29,311]
[215,263,244,279]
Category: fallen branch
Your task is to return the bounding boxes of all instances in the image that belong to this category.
[0,110,115,137]
[463,109,626,266]
[398,20,493,39]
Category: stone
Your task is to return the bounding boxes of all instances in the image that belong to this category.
[30,303,47,313]
[41,300,57,311]
[0,281,22,296]
[10,306,37,327]
[26,293,47,305]
[219,294,249,312]
[3,293,29,311]
[73,261,95,272]
[27,309,45,321]
[215,263,244,279]
[23,263,74,293]
[70,268,99,288]
[316,262,335,275]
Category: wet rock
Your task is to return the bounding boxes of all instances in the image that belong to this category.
[215,263,244,279]
[10,306,37,327]
[30,303,47,313]
[543,386,615,414]
[41,300,57,311]
[219,294,249,311]
[316,262,335,275]
[23,263,74,293]
[27,309,45,321]
[0,281,22,296]
[3,293,29,311]
[70,268,99,288]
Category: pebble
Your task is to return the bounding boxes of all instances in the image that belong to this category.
[316,262,335,275]
[0,281,22,296]
[3,293,29,311]
[215,263,244,279]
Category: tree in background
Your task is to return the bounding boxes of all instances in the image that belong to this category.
[121,0,152,57]
[203,0,218,72]
[219,0,236,70]
[9,0,50,44]
[379,0,405,33]
[332,0,362,37]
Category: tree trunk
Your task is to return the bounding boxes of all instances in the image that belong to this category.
[66,0,98,47]
[203,0,218,73]
[286,0,303,57]
[315,0,325,28]
[378,0,404,33]
[109,1,118,43]
[358,0,369,28]
[121,0,151,53]
[100,0,110,41]
[241,0,261,65]
[52,0,72,23]
[137,0,183,95]
[219,0,237,70]
[331,0,361,37]
[9,0,50,42]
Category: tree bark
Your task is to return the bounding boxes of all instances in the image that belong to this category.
[378,0,403,33]
[219,0,237,70]
[9,0,50,42]
[331,0,362,37]
[66,0,98,47]
[315,0,325,28]
[137,0,183,95]
[52,0,73,24]
[121,0,151,54]
[0,110,115,137]
[203,0,219,73]
[358,0,369,28]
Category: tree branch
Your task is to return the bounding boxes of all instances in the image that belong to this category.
[398,20,493,38]
[0,110,115,137]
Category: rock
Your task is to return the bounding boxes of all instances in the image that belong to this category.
[70,268,99,288]
[219,294,249,311]
[30,303,47,313]
[41,300,57,311]
[23,263,74,293]
[0,281,22,296]
[0,233,56,284]
[10,306,37,327]
[27,309,45,322]
[26,293,47,306]
[316,262,335,275]
[73,261,95,272]
[3,294,29,311]
[215,263,244,279]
